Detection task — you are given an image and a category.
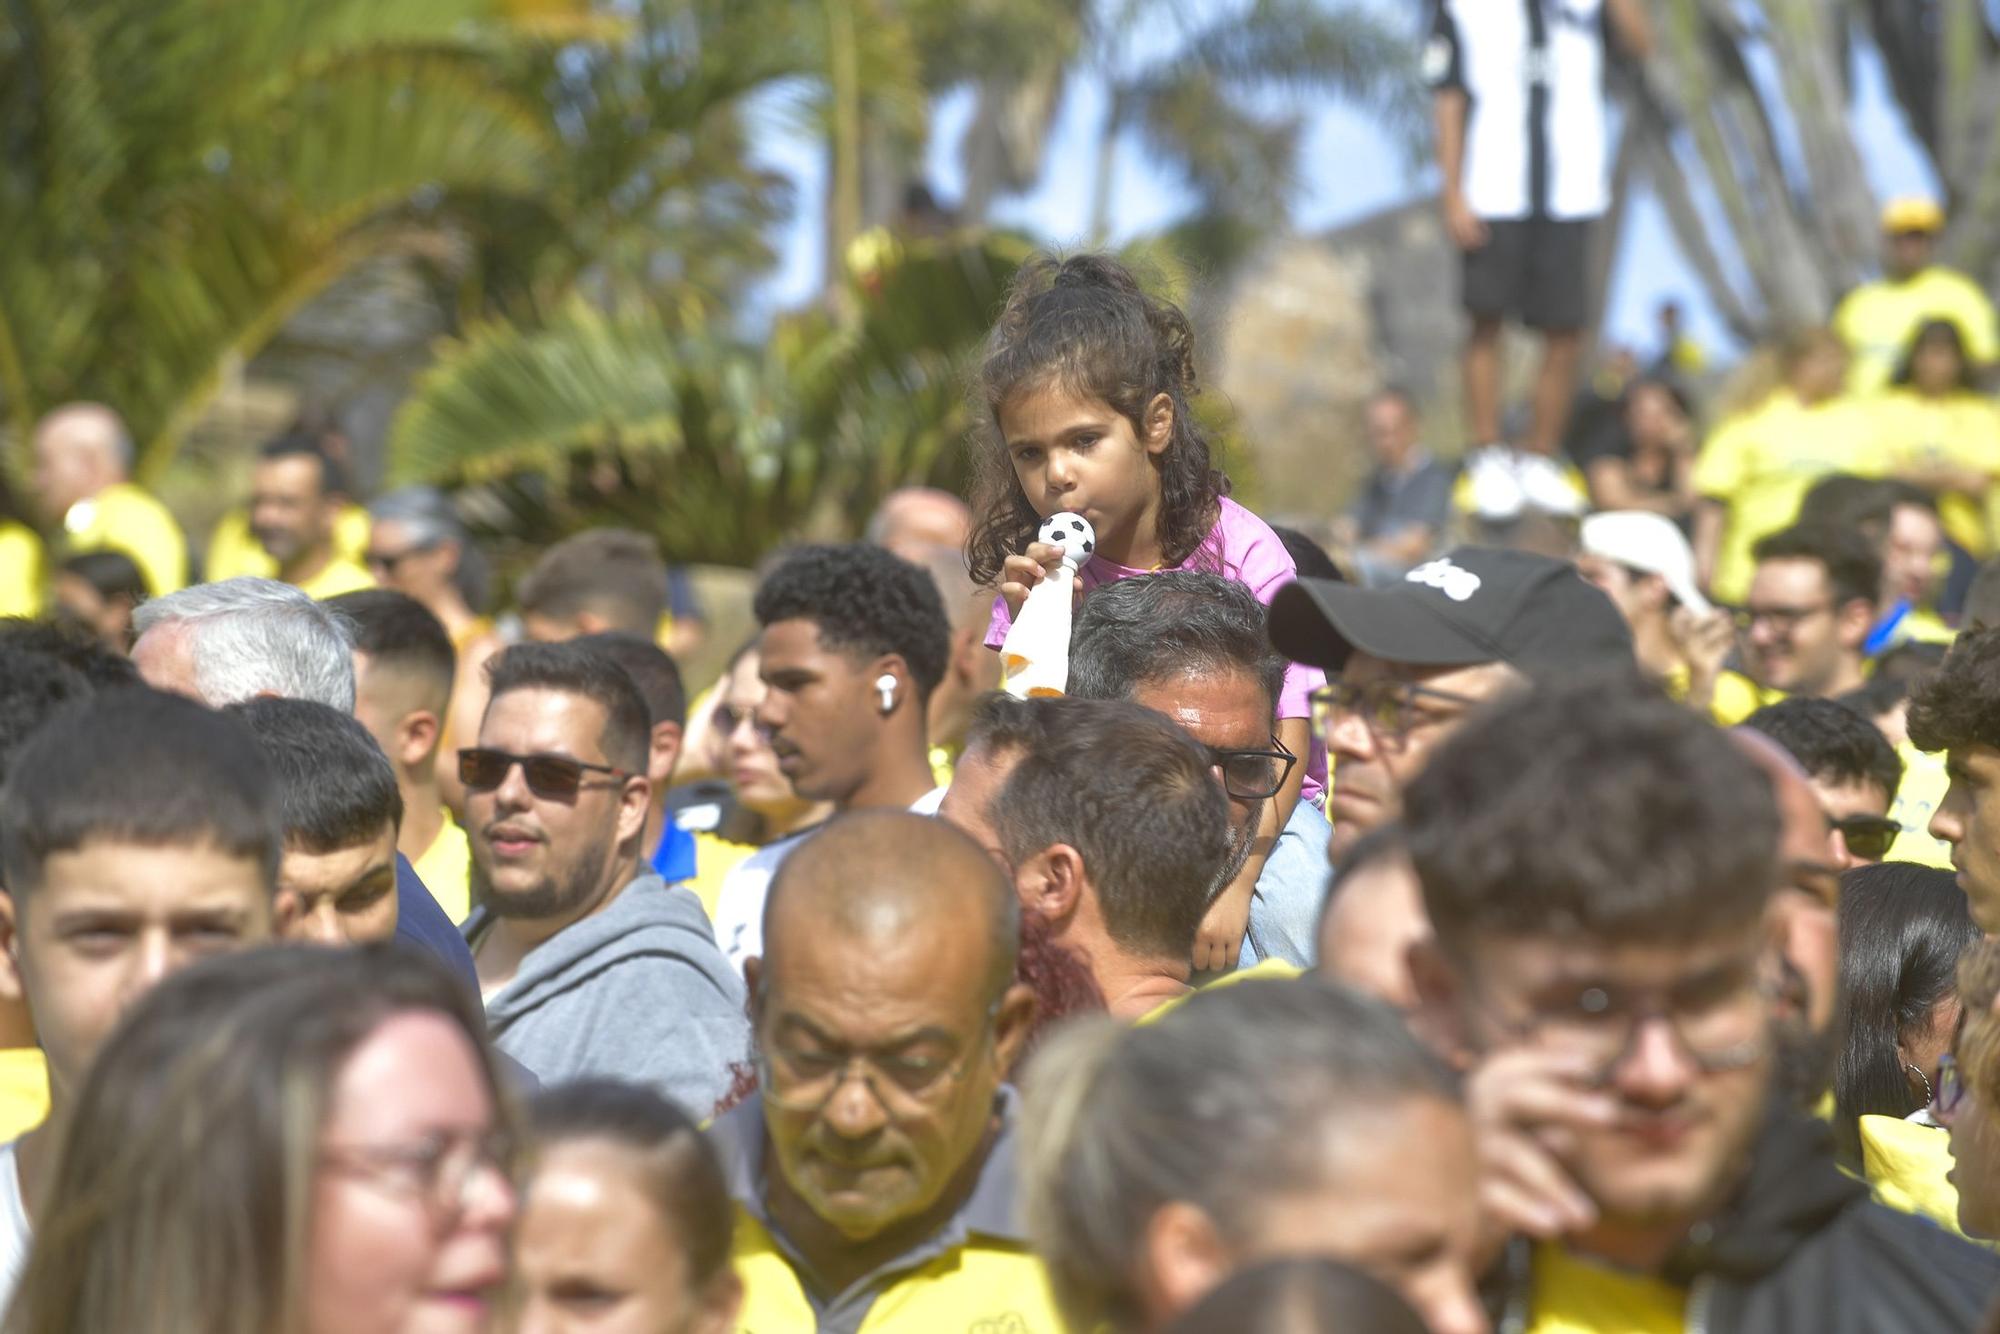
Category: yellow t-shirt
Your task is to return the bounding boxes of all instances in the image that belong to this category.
[62,482,186,596]
[411,809,473,925]
[732,1207,1063,1333]
[1694,391,1878,605]
[1862,390,2000,556]
[1527,1244,1687,1334]
[0,521,44,619]
[1860,1113,1969,1239]
[1835,267,2000,395]
[689,830,758,922]
[1889,741,1953,868]
[205,505,372,583]
[0,1048,50,1144]
[1709,670,1783,727]
[294,557,375,600]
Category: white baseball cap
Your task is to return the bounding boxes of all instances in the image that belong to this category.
[1580,511,1713,616]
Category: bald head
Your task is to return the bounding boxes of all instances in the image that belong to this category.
[33,403,133,519]
[764,810,1020,996]
[867,488,972,564]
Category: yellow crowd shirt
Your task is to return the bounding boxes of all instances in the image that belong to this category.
[1889,742,1953,868]
[205,505,372,583]
[0,522,44,618]
[412,809,473,925]
[293,556,375,600]
[714,1093,1063,1334]
[1526,1244,1688,1334]
[689,831,758,922]
[62,482,186,596]
[1835,267,2000,395]
[1863,390,2000,556]
[1694,391,1878,605]
[1859,1114,1969,1239]
[0,1049,49,1144]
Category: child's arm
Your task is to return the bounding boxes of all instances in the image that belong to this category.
[1192,716,1308,972]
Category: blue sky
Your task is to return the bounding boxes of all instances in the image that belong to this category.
[749,3,1939,364]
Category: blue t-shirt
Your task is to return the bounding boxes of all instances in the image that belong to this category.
[396,853,478,991]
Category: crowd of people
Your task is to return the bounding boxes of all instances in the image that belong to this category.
[2,9,2000,1328]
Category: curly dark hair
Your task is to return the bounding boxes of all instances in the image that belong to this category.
[1742,697,1904,803]
[753,543,950,702]
[966,253,1226,587]
[1752,523,1883,609]
[1908,626,2000,755]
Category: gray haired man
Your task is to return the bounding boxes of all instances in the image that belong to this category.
[131,577,475,985]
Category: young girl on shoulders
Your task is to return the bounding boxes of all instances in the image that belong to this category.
[967,252,1322,971]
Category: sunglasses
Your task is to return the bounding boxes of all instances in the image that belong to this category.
[457,748,630,801]
[363,543,436,576]
[1832,814,1901,862]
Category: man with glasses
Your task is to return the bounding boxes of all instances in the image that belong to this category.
[1743,698,1903,869]
[717,809,1057,1332]
[1268,547,1632,861]
[1067,572,1330,968]
[981,698,1234,1018]
[1738,524,1880,703]
[1406,677,1997,1331]
[461,641,746,1114]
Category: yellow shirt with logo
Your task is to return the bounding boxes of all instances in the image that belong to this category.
[732,1209,1062,1334]
[62,482,186,596]
[1835,267,2000,395]
[412,808,473,925]
[206,505,372,583]
[1889,741,1953,868]
[1527,1244,1687,1334]
[0,1048,50,1144]
[0,522,44,618]
[1862,390,2000,556]
[1694,391,1878,605]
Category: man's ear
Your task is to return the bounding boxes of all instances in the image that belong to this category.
[1836,598,1875,650]
[398,710,441,770]
[0,893,25,1006]
[1141,391,1175,456]
[991,980,1039,1081]
[1017,845,1085,925]
[1408,937,1473,1068]
[574,610,612,638]
[744,956,765,1027]
[272,889,305,942]
[1139,1200,1230,1327]
[649,720,684,787]
[616,773,653,844]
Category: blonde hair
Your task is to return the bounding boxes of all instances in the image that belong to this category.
[4,944,507,1334]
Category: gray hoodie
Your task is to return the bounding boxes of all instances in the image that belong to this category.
[469,874,749,1118]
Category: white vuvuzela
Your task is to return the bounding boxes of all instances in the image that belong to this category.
[1000,512,1096,699]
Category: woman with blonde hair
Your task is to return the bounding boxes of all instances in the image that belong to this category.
[1019,978,1485,1334]
[3,943,516,1334]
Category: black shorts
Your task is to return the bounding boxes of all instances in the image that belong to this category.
[1461,217,1593,332]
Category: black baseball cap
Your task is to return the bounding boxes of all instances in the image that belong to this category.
[1268,547,1634,680]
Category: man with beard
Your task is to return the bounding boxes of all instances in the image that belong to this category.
[247,434,374,598]
[1067,572,1326,968]
[461,641,746,1115]
[1406,677,1996,1331]
[716,810,1057,1331]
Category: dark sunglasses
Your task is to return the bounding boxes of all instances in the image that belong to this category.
[457,748,629,801]
[1203,737,1298,802]
[364,542,438,575]
[1832,814,1901,862]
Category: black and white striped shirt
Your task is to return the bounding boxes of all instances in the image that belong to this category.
[1425,0,1611,222]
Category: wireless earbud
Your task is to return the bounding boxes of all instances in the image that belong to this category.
[875,673,898,711]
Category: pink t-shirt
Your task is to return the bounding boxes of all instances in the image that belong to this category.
[984,496,1327,803]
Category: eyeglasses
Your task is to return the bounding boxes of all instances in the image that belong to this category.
[363,542,437,576]
[1475,957,1774,1085]
[1831,814,1901,862]
[756,1000,999,1116]
[1934,1053,1968,1121]
[1204,736,1298,802]
[322,1128,513,1214]
[1310,678,1481,747]
[458,748,630,801]
[1731,603,1833,635]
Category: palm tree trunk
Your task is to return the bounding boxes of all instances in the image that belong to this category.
[825,0,863,319]
[1088,88,1122,246]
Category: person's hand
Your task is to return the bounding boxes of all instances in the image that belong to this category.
[1192,880,1252,973]
[999,541,1068,619]
[1442,189,1489,251]
[1671,606,1734,677]
[1467,1046,1615,1247]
